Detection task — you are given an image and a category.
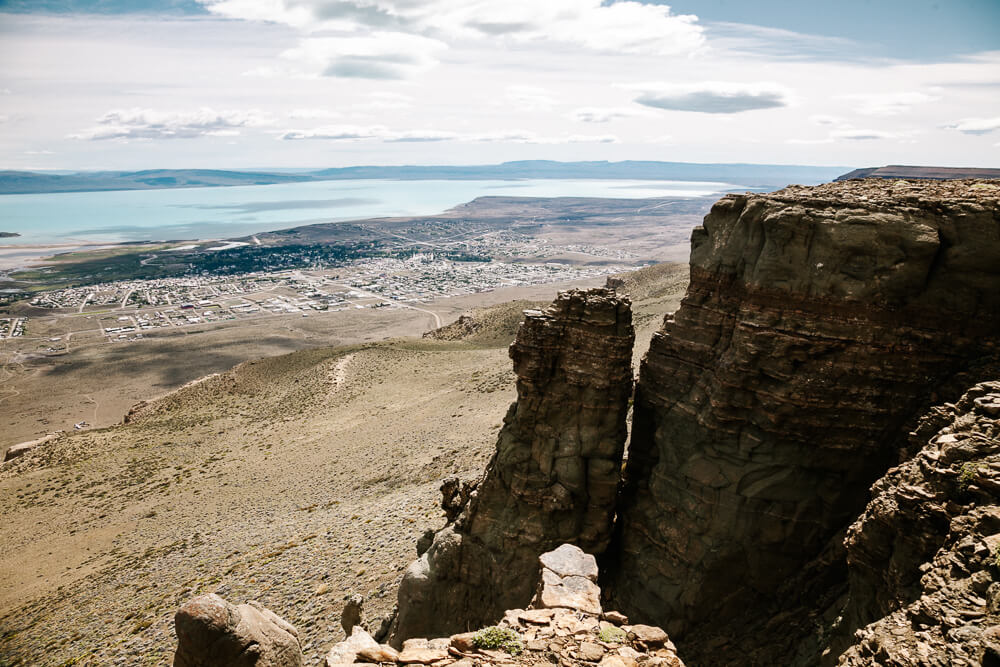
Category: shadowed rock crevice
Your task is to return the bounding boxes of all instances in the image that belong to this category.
[389,288,635,645]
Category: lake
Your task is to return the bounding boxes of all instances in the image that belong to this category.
[0,178,741,247]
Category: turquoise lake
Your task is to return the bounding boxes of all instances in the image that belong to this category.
[0,179,741,246]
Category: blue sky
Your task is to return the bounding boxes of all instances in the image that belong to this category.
[1,0,998,169]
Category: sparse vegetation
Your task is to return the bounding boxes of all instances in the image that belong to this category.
[959,462,979,490]
[473,626,523,655]
[598,626,626,643]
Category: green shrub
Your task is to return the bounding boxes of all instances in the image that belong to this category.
[959,462,979,490]
[473,626,523,655]
[597,626,627,643]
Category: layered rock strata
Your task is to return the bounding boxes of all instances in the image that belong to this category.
[830,381,1000,665]
[609,179,1000,654]
[390,289,634,643]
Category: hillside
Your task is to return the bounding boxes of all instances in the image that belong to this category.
[0,264,689,666]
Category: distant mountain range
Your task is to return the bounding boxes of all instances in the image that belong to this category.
[0,161,851,195]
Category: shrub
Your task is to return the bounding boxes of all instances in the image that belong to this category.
[473,626,523,655]
[598,626,627,643]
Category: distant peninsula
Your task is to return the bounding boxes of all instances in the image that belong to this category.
[0,161,851,195]
[0,232,20,238]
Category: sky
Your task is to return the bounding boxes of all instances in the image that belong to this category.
[0,0,998,170]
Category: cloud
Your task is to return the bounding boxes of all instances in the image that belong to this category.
[631,81,791,114]
[279,124,617,144]
[288,108,341,120]
[809,114,842,126]
[279,32,445,79]
[943,117,1000,135]
[70,107,275,140]
[705,22,869,63]
[839,91,938,116]
[505,86,558,112]
[829,128,900,141]
[200,0,705,57]
[570,107,640,123]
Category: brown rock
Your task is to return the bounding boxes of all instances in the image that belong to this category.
[576,642,605,662]
[356,644,400,663]
[539,544,598,581]
[325,627,380,666]
[173,593,303,667]
[536,569,602,615]
[341,594,365,638]
[601,612,628,626]
[398,647,449,664]
[608,178,1000,664]
[449,632,478,653]
[519,609,555,625]
[598,656,627,667]
[391,290,634,644]
[626,625,668,648]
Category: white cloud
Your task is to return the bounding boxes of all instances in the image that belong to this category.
[630,81,792,114]
[279,125,616,144]
[570,107,641,123]
[809,114,842,126]
[505,86,558,113]
[199,0,705,57]
[288,108,341,120]
[943,117,1000,135]
[279,32,445,79]
[839,91,938,116]
[829,128,901,141]
[70,108,276,141]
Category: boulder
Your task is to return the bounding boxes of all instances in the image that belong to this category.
[173,593,303,667]
[325,627,379,666]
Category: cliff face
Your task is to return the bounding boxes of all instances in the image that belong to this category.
[609,179,1000,658]
[390,288,635,644]
[832,381,1000,666]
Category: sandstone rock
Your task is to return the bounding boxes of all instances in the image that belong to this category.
[577,642,605,661]
[398,646,449,664]
[598,655,627,667]
[609,178,1000,664]
[355,644,399,663]
[173,593,303,667]
[449,632,478,652]
[535,569,602,615]
[325,627,379,666]
[601,612,628,626]
[519,609,555,625]
[391,290,634,643]
[625,625,668,648]
[539,544,598,581]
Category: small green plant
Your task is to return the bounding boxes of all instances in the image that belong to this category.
[597,626,627,643]
[473,626,523,655]
[959,462,980,490]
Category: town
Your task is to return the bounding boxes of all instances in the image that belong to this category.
[26,254,633,343]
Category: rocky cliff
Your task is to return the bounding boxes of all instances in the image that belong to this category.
[831,381,1000,665]
[390,288,635,643]
[608,178,1000,663]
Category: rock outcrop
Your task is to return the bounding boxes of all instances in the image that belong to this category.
[829,381,1000,665]
[390,288,635,643]
[173,594,304,667]
[329,545,684,667]
[608,179,1000,661]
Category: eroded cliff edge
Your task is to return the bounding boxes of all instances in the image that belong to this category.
[389,288,635,644]
[609,178,1000,662]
